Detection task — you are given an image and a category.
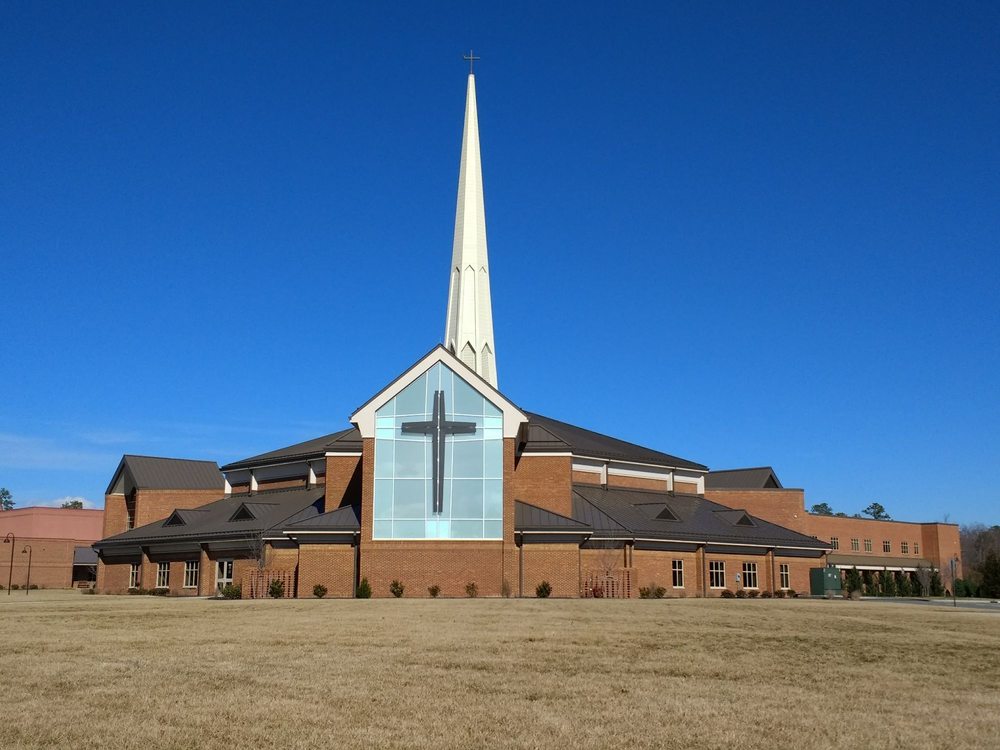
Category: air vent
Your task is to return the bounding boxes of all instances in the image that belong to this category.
[163,511,185,527]
[230,504,256,522]
[736,513,755,527]
[656,506,679,521]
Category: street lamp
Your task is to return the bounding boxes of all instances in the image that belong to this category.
[22,545,32,595]
[3,533,14,595]
[951,556,959,609]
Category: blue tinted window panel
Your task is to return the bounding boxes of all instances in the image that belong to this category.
[373,520,392,539]
[393,479,426,519]
[483,479,503,518]
[483,520,503,539]
[393,520,425,539]
[451,479,483,518]
[451,440,484,478]
[451,520,484,539]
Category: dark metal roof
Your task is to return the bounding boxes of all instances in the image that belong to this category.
[73,546,98,565]
[94,486,325,549]
[221,428,362,471]
[705,467,783,489]
[572,484,827,549]
[515,501,592,533]
[283,504,361,532]
[106,455,224,494]
[524,412,707,471]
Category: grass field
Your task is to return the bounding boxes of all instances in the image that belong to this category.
[1,592,998,749]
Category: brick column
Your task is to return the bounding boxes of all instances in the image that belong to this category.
[198,546,213,596]
[140,548,156,589]
[697,545,706,597]
[767,549,776,592]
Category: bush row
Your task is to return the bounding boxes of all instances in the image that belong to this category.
[0,584,41,590]
[349,578,553,598]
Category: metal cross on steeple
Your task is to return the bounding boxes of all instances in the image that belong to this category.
[400,390,476,514]
[463,49,480,74]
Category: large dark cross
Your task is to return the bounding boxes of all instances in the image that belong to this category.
[400,390,476,514]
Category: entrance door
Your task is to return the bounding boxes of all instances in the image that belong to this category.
[216,559,234,593]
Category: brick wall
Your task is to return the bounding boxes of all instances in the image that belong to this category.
[298,544,355,598]
[519,544,579,597]
[256,477,306,492]
[632,549,699,597]
[1,538,77,589]
[362,541,506,597]
[97,560,133,593]
[704,488,807,530]
[133,489,223,529]
[325,455,362,512]
[102,494,128,537]
[673,480,699,494]
[512,454,572,517]
[607,474,669,492]
[572,470,601,485]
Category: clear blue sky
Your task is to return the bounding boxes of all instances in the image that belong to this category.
[1,3,997,524]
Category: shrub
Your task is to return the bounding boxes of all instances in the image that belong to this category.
[501,579,512,598]
[591,585,604,598]
[151,587,168,596]
[774,589,786,598]
[536,581,552,598]
[313,584,327,599]
[389,579,405,598]
[10,584,19,590]
[268,579,285,599]
[29,584,39,590]
[760,590,773,599]
[844,567,863,594]
[220,583,242,599]
[464,581,479,598]
[428,584,441,598]
[786,589,797,598]
[638,584,666,599]
[356,577,372,598]
[735,589,748,599]
[748,589,760,598]
[720,589,735,598]
[898,575,913,598]
[930,570,945,597]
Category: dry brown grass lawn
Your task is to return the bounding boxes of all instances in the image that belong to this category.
[1,592,998,749]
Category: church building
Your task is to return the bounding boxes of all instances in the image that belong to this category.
[94,71,951,598]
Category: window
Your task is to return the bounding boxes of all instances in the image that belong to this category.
[125,496,136,530]
[851,538,860,551]
[373,362,503,540]
[129,563,140,589]
[882,540,891,553]
[779,564,790,590]
[709,561,725,589]
[864,538,872,553]
[742,562,758,589]
[183,561,199,589]
[901,541,909,554]
[830,537,839,550]
[914,542,920,555]
[672,560,684,588]
[156,561,169,589]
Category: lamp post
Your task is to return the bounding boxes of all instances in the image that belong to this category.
[951,556,958,608]
[3,533,14,594]
[22,545,32,595]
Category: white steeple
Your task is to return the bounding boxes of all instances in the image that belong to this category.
[444,72,498,388]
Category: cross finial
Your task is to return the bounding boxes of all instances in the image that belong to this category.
[463,49,480,74]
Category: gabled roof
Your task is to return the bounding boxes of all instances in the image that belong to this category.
[221,428,361,472]
[571,484,827,550]
[705,467,783,490]
[515,501,592,533]
[282,504,361,533]
[524,412,707,471]
[350,345,528,439]
[163,508,209,527]
[94,486,325,549]
[106,455,223,495]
